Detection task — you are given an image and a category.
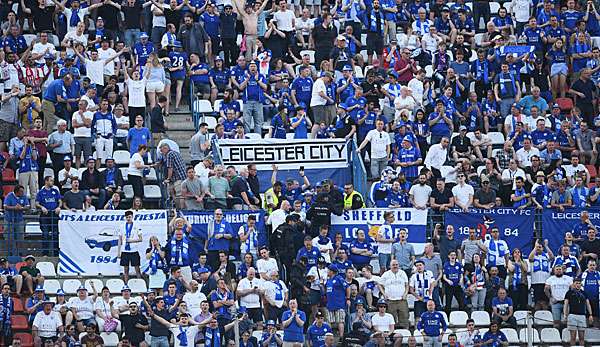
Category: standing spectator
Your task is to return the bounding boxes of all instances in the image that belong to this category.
[410,260,436,320]
[128,144,151,199]
[47,120,75,180]
[356,119,391,178]
[409,174,432,210]
[91,99,117,168]
[241,60,268,134]
[282,299,306,347]
[310,72,334,138]
[484,227,510,279]
[507,248,529,310]
[392,229,415,277]
[27,118,48,187]
[181,166,204,210]
[563,277,593,345]
[417,300,447,347]
[325,264,348,336]
[3,185,29,256]
[424,137,449,178]
[529,239,555,311]
[35,177,61,257]
[307,311,332,347]
[0,84,19,153]
[545,264,574,328]
[375,211,394,272]
[71,99,93,169]
[494,62,521,119]
[311,13,336,67]
[205,209,234,270]
[568,68,596,125]
[436,225,461,264]
[442,250,465,314]
[160,142,186,208]
[150,95,167,145]
[451,172,474,212]
[379,259,409,329]
[62,178,85,210]
[80,158,106,209]
[127,115,152,157]
[118,210,143,283]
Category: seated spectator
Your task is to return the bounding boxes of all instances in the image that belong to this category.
[473,175,496,209]
[451,125,475,162]
[576,121,597,165]
[480,322,508,346]
[472,129,493,161]
[19,255,44,295]
[102,157,124,197]
[349,230,374,271]
[417,300,447,347]
[511,177,531,209]
[550,179,574,211]
[80,157,106,209]
[491,287,517,328]
[57,156,78,193]
[62,178,85,211]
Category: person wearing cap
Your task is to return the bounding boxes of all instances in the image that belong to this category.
[324,263,348,335]
[260,319,284,346]
[331,102,357,140]
[26,284,47,324]
[330,35,352,73]
[290,103,312,139]
[131,31,155,70]
[32,299,63,345]
[473,174,496,209]
[93,285,119,333]
[336,64,360,104]
[0,258,22,294]
[66,283,98,332]
[306,311,332,347]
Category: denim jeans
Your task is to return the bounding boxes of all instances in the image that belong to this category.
[40,211,59,256]
[124,29,140,48]
[243,100,264,134]
[150,336,169,347]
[5,220,24,256]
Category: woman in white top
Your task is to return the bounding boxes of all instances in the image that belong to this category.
[394,86,417,122]
[94,286,120,332]
[145,53,166,109]
[124,67,149,125]
[128,144,151,198]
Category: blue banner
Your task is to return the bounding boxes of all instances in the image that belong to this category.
[182,210,267,261]
[541,208,600,254]
[444,208,535,254]
[500,45,535,55]
[330,208,428,254]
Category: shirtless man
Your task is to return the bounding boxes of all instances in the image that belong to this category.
[232,0,269,60]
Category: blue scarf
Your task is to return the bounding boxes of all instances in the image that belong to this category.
[242,228,257,254]
[205,327,221,347]
[487,239,507,265]
[499,72,516,97]
[273,280,284,301]
[124,223,133,251]
[474,265,485,288]
[105,167,116,186]
[27,102,34,124]
[177,326,189,346]
[572,187,588,208]
[0,295,11,327]
[475,59,489,83]
[533,252,549,272]
[169,236,189,266]
[368,9,384,33]
[415,272,430,300]
[166,32,176,46]
[512,262,522,289]
[70,8,80,28]
[149,248,163,275]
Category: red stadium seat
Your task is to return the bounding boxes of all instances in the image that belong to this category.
[13,333,33,347]
[2,168,15,182]
[586,165,597,179]
[1,185,13,197]
[555,98,573,112]
[11,315,28,330]
[12,296,23,312]
[15,261,26,271]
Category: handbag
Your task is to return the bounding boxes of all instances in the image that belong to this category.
[103,317,118,332]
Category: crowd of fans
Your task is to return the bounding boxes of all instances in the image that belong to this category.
[0,0,599,345]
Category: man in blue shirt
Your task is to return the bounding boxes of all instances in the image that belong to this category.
[296,235,321,270]
[35,176,62,256]
[491,287,517,328]
[481,322,508,346]
[306,311,332,347]
[494,62,520,119]
[291,66,313,108]
[41,74,73,133]
[417,300,447,346]
[3,185,29,257]
[290,104,311,139]
[241,61,268,134]
[205,209,234,270]
[349,230,374,271]
[281,299,306,346]
[127,115,152,155]
[133,32,154,68]
[325,264,349,336]
[428,100,454,144]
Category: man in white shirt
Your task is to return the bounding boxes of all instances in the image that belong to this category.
[98,40,118,76]
[501,159,526,190]
[58,156,78,191]
[458,319,481,347]
[516,137,540,168]
[257,246,279,280]
[266,200,290,232]
[451,172,474,212]
[409,174,432,209]
[31,32,57,65]
[236,267,264,323]
[33,301,64,345]
[370,299,402,346]
[261,270,288,320]
[424,137,449,177]
[356,119,391,179]
[407,69,425,107]
[411,8,433,35]
[545,264,574,328]
[182,280,207,318]
[484,227,510,278]
[71,99,93,169]
[273,0,296,35]
[564,155,590,186]
[310,71,334,138]
[378,259,409,329]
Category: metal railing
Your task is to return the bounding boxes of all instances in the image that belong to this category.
[350,139,369,201]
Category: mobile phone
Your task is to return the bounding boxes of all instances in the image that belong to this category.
[300,166,304,171]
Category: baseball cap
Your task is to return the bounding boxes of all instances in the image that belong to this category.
[34,285,45,292]
[266,320,276,326]
[552,103,560,109]
[86,156,96,163]
[459,125,467,131]
[336,35,347,41]
[139,32,149,39]
[315,311,325,318]
[536,171,546,177]
[121,285,131,292]
[24,255,35,262]
[63,155,72,162]
[198,267,210,274]
[342,64,353,71]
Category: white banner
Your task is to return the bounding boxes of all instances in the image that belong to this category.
[217,139,349,170]
[58,210,168,275]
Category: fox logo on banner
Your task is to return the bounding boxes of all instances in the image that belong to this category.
[59,210,168,275]
[444,208,535,253]
[330,208,428,254]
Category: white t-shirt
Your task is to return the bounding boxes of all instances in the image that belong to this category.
[67,296,95,320]
[169,325,199,347]
[545,275,573,301]
[364,129,391,159]
[237,277,264,309]
[120,222,142,253]
[182,290,207,318]
[127,78,148,107]
[407,78,424,106]
[72,110,93,138]
[112,296,141,315]
[98,48,117,75]
[58,167,79,190]
[63,31,88,54]
[257,258,279,278]
[94,298,113,318]
[238,226,259,255]
[64,7,90,32]
[261,280,288,308]
[510,0,533,22]
[128,153,144,177]
[377,224,394,254]
[409,184,432,207]
[371,313,395,332]
[273,10,295,31]
[564,164,588,180]
[312,236,333,263]
[32,42,56,65]
[80,95,97,111]
[310,78,328,107]
[151,4,168,27]
[452,183,474,207]
[379,270,408,299]
[115,115,129,138]
[33,311,63,338]
[515,147,540,167]
[85,59,105,86]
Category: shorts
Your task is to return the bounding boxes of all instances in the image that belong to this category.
[74,137,92,159]
[312,105,332,125]
[304,0,321,5]
[246,307,263,323]
[0,119,17,143]
[194,82,211,95]
[171,74,186,81]
[551,301,564,321]
[532,283,548,303]
[308,289,321,305]
[550,63,568,77]
[567,314,587,330]
[327,308,345,324]
[120,251,141,266]
[146,81,165,93]
[366,32,384,56]
[95,137,114,163]
[77,317,96,326]
[170,180,182,196]
[378,253,391,269]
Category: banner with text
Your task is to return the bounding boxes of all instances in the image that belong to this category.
[444,208,535,254]
[182,210,267,260]
[331,208,428,254]
[541,208,600,253]
[58,210,168,275]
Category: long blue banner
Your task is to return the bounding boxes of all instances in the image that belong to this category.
[444,208,535,254]
[541,208,600,253]
[182,210,267,261]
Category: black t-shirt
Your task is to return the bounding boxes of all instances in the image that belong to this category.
[63,190,85,209]
[431,188,452,205]
[330,47,352,71]
[122,3,142,29]
[451,135,472,153]
[581,238,600,258]
[230,176,249,199]
[565,288,588,315]
[571,78,596,104]
[120,313,148,344]
[360,80,383,105]
[312,24,336,51]
[265,34,287,60]
[149,309,170,337]
[333,115,356,139]
[164,8,182,31]
[474,188,496,205]
[97,5,120,31]
[31,6,54,32]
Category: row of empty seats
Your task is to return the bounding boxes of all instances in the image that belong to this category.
[38,278,148,295]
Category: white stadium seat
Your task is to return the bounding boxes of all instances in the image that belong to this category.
[144,185,162,199]
[449,311,468,327]
[501,328,519,344]
[519,328,540,344]
[100,333,119,347]
[128,278,148,293]
[513,310,529,326]
[85,279,104,292]
[540,328,562,344]
[488,132,506,146]
[193,99,213,113]
[63,279,82,294]
[36,262,56,277]
[204,117,218,130]
[43,279,61,295]
[534,310,553,326]
[123,185,134,199]
[112,150,131,165]
[471,311,490,326]
[106,279,125,294]
[25,222,42,236]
